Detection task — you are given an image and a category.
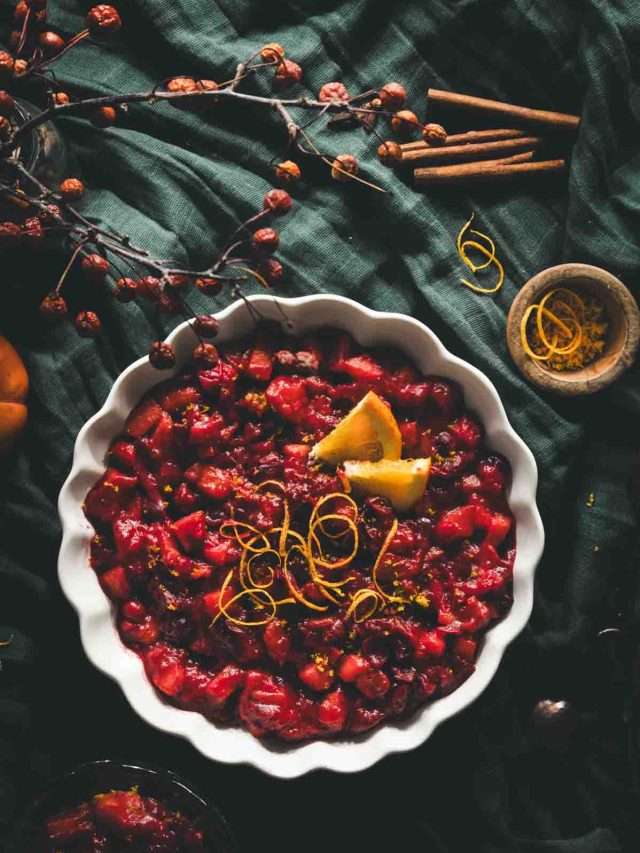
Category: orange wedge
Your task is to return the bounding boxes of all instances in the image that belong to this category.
[311,391,401,466]
[343,458,431,512]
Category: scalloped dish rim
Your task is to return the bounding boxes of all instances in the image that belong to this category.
[58,294,544,779]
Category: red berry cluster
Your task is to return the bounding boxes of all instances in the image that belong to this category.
[259,43,302,89]
[144,189,292,368]
[3,3,121,87]
[31,186,292,357]
[375,82,447,164]
[0,13,425,364]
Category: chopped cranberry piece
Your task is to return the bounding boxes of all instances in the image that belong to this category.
[206,664,245,707]
[93,790,162,837]
[171,510,206,553]
[477,454,509,495]
[318,688,349,731]
[295,349,320,373]
[263,619,291,666]
[487,512,512,546]
[121,599,146,622]
[99,565,130,600]
[149,411,175,459]
[394,381,431,408]
[299,660,335,692]
[434,505,477,543]
[337,354,384,384]
[178,664,214,711]
[415,629,446,660]
[349,703,385,733]
[299,617,345,647]
[188,412,224,445]
[338,653,370,683]
[132,463,166,518]
[125,397,163,438]
[246,346,274,381]
[172,482,200,513]
[302,394,339,433]
[460,473,482,495]
[112,517,148,560]
[458,597,491,631]
[333,382,365,403]
[156,384,201,412]
[454,636,478,661]
[185,463,234,499]
[232,626,265,663]
[198,360,238,392]
[238,671,297,737]
[158,460,182,486]
[201,585,234,618]
[430,379,461,417]
[265,375,308,422]
[274,349,296,369]
[84,469,138,524]
[449,415,482,449]
[144,644,186,696]
[355,668,390,699]
[399,419,418,452]
[388,683,410,716]
[120,615,159,645]
[283,443,310,475]
[108,439,137,472]
[203,533,240,566]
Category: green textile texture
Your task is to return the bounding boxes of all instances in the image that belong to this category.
[1,0,639,849]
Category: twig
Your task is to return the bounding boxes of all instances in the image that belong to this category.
[5,86,384,156]
[21,30,91,78]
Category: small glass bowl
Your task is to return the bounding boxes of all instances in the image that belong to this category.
[6,760,238,852]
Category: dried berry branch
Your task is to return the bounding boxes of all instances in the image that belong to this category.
[0,5,435,365]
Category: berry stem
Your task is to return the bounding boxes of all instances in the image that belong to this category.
[16,7,32,56]
[274,101,299,144]
[214,209,271,263]
[55,239,88,294]
[20,29,91,78]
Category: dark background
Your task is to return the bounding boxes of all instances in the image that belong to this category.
[1,0,640,850]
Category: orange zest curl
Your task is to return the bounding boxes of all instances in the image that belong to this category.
[346,588,385,622]
[213,485,422,628]
[219,520,271,553]
[371,518,404,604]
[210,569,278,628]
[520,287,607,371]
[282,545,328,612]
[456,214,504,295]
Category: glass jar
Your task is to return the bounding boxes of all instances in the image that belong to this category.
[3,97,70,187]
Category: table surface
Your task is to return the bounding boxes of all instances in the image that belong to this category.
[1,1,639,851]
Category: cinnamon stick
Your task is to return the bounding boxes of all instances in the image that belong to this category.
[427,88,580,131]
[414,158,565,187]
[400,127,527,152]
[480,151,535,165]
[402,135,542,164]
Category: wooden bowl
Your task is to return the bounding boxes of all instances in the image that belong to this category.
[506,263,640,395]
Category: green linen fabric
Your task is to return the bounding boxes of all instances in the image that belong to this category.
[1,0,639,849]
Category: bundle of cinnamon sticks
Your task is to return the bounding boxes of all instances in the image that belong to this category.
[406,89,579,187]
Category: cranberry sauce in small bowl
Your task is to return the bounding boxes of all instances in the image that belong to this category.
[6,760,237,853]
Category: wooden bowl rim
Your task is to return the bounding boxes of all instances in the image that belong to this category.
[506,263,640,396]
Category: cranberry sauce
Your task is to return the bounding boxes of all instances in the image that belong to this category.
[84,326,514,742]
